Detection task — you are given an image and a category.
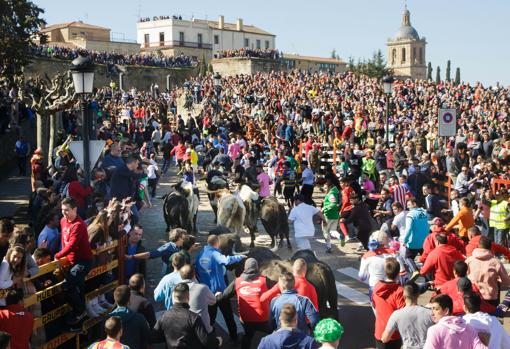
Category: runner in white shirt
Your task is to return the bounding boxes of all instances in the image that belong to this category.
[288,194,324,250]
[390,202,408,241]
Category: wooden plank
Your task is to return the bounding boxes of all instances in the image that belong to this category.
[24,260,60,282]
[24,282,64,307]
[85,260,118,281]
[92,240,118,255]
[33,304,72,329]
[85,280,118,302]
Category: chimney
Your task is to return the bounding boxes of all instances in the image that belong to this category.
[218,15,224,30]
[236,18,243,31]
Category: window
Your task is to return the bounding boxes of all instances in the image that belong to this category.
[179,31,184,45]
[244,38,249,48]
[214,35,219,45]
[401,47,406,63]
[265,40,270,49]
[144,33,150,47]
[197,33,203,48]
[419,47,423,64]
[391,49,396,65]
[159,32,165,46]
[256,39,261,49]
[412,47,416,63]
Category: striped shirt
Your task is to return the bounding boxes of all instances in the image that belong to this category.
[391,184,410,207]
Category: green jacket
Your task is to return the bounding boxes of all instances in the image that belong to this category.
[323,186,340,220]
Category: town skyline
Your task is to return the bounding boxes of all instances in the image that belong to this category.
[33,0,510,85]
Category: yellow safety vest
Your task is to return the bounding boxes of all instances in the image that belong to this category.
[489,200,510,229]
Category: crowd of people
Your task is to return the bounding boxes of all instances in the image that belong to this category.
[216,48,281,60]
[32,45,196,68]
[0,67,510,349]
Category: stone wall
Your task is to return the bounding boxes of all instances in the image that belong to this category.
[24,57,198,90]
[211,57,283,76]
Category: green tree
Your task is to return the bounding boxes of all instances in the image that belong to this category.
[0,0,46,80]
[446,60,451,81]
[207,63,214,74]
[348,50,391,79]
[427,62,433,80]
[455,67,461,85]
[436,66,441,84]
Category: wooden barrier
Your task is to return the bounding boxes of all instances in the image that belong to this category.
[492,178,510,194]
[18,237,127,348]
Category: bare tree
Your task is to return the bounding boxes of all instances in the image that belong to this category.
[21,72,74,165]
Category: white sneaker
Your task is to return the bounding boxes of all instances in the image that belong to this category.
[86,302,100,318]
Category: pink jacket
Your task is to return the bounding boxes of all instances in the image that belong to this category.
[424,316,487,349]
[466,248,510,301]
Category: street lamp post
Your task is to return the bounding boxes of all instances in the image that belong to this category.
[213,73,222,123]
[70,55,95,186]
[382,75,394,148]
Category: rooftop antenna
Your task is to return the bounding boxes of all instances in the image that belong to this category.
[404,0,408,10]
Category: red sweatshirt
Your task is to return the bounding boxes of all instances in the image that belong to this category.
[260,275,319,311]
[419,228,466,263]
[68,181,93,209]
[0,304,34,349]
[372,281,405,341]
[465,235,510,260]
[170,144,186,160]
[420,244,465,286]
[55,216,93,264]
[438,277,496,315]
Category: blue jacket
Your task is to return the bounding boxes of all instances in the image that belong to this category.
[403,207,430,250]
[154,270,183,310]
[270,290,319,334]
[149,241,180,266]
[257,329,318,349]
[195,246,244,293]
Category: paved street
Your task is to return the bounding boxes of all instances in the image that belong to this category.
[138,167,510,349]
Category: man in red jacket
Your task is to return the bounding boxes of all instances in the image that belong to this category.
[419,218,465,264]
[217,258,272,349]
[466,226,510,259]
[259,258,319,311]
[0,303,34,349]
[373,257,406,349]
[55,197,93,328]
[419,234,465,287]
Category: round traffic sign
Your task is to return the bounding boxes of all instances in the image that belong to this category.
[442,112,453,123]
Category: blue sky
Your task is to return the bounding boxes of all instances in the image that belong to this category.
[33,0,510,86]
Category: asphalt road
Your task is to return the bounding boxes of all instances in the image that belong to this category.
[139,167,510,349]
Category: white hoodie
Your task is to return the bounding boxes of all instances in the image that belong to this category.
[464,312,510,349]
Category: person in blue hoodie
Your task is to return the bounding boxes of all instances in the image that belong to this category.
[403,197,430,273]
[107,285,150,349]
[258,303,319,349]
[195,234,246,342]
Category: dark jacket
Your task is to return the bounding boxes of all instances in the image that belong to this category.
[109,164,144,200]
[108,306,150,349]
[125,241,147,278]
[152,303,220,349]
[128,290,157,328]
[257,329,319,349]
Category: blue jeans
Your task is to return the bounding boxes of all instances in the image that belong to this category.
[62,260,92,316]
[162,158,170,174]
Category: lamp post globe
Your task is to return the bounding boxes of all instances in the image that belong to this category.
[70,55,95,95]
[382,75,394,95]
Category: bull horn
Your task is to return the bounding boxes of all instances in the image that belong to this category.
[270,245,279,253]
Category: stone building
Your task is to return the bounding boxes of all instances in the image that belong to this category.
[281,54,347,73]
[136,15,276,63]
[386,7,427,80]
[38,21,140,54]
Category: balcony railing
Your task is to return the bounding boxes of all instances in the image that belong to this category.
[142,40,212,50]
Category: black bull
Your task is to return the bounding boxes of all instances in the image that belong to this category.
[232,247,338,320]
